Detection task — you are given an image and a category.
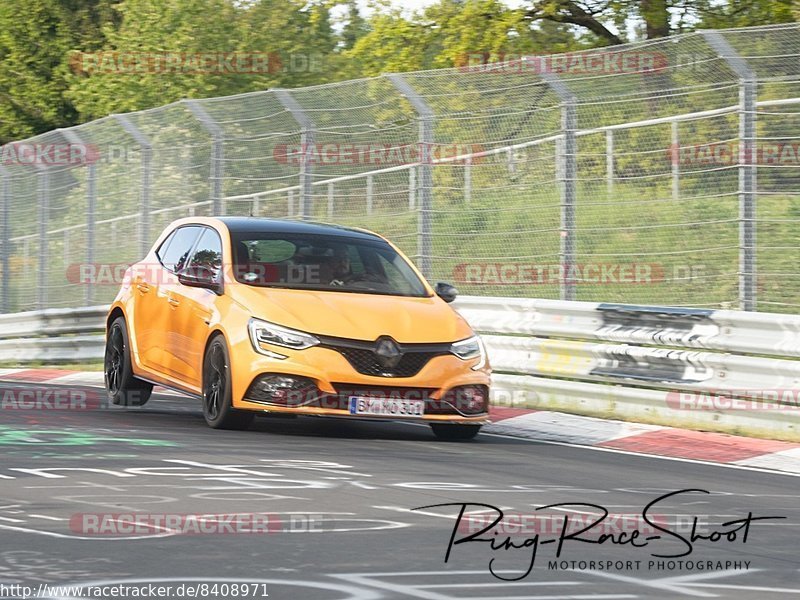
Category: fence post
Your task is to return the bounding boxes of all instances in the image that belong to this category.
[541,72,578,302]
[275,89,314,220]
[464,156,472,204]
[60,128,96,305]
[408,167,416,210]
[185,100,224,216]
[366,175,374,215]
[36,166,50,310]
[605,129,614,196]
[113,114,152,258]
[387,74,434,278]
[702,30,757,311]
[0,165,10,313]
[671,120,680,201]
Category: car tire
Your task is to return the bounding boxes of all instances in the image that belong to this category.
[430,423,482,441]
[105,317,153,407]
[202,335,255,430]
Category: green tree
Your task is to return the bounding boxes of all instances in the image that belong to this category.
[526,0,798,44]
[341,0,369,50]
[0,0,115,144]
[65,0,242,120]
[342,0,588,77]
[689,0,797,30]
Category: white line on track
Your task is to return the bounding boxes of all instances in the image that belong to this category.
[474,428,800,479]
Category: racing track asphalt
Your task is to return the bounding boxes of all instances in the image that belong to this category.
[0,380,798,600]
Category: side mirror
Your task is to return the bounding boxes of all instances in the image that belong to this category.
[435,281,458,303]
[178,266,223,295]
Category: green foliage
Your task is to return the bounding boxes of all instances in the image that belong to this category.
[0,0,115,143]
[2,0,799,144]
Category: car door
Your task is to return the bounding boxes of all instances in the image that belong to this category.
[135,225,202,377]
[167,226,222,387]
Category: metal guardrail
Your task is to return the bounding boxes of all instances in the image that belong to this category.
[1,297,799,440]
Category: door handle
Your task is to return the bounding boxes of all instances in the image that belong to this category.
[167,297,180,307]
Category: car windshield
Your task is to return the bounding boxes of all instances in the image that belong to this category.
[230,232,430,297]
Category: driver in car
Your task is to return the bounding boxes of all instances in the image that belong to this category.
[324,246,385,286]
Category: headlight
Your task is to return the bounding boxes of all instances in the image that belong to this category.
[248,318,319,355]
[450,335,486,370]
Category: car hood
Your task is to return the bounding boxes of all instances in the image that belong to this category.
[233,286,473,343]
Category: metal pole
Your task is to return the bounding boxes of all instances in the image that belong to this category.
[464,156,472,204]
[60,128,95,304]
[605,130,614,196]
[274,89,315,220]
[387,74,435,278]
[366,175,373,215]
[185,100,224,215]
[702,30,757,311]
[113,114,152,258]
[0,166,10,313]
[327,183,334,219]
[541,72,578,302]
[671,121,679,201]
[408,168,416,210]
[36,168,50,310]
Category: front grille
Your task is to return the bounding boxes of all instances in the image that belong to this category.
[318,335,452,378]
[336,348,441,377]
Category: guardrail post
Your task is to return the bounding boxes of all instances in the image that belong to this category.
[541,72,578,302]
[185,100,224,216]
[387,74,434,278]
[113,114,152,258]
[60,128,96,305]
[36,166,50,310]
[0,165,10,313]
[274,89,314,220]
[702,30,757,311]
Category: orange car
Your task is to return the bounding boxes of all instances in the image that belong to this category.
[104,217,490,440]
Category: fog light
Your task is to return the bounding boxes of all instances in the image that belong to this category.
[247,374,319,406]
[442,385,489,415]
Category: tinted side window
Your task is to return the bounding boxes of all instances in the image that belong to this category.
[187,228,223,279]
[157,226,202,273]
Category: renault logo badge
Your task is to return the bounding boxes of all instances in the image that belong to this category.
[374,337,402,369]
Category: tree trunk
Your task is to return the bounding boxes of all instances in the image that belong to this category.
[640,0,670,38]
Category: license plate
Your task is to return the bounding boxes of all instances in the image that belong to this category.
[348,396,425,418]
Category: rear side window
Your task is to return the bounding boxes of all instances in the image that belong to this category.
[157,226,202,273]
[187,228,223,279]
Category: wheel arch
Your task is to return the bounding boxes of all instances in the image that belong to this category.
[201,328,230,388]
[106,305,125,333]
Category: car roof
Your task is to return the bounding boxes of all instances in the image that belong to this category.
[213,217,384,242]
